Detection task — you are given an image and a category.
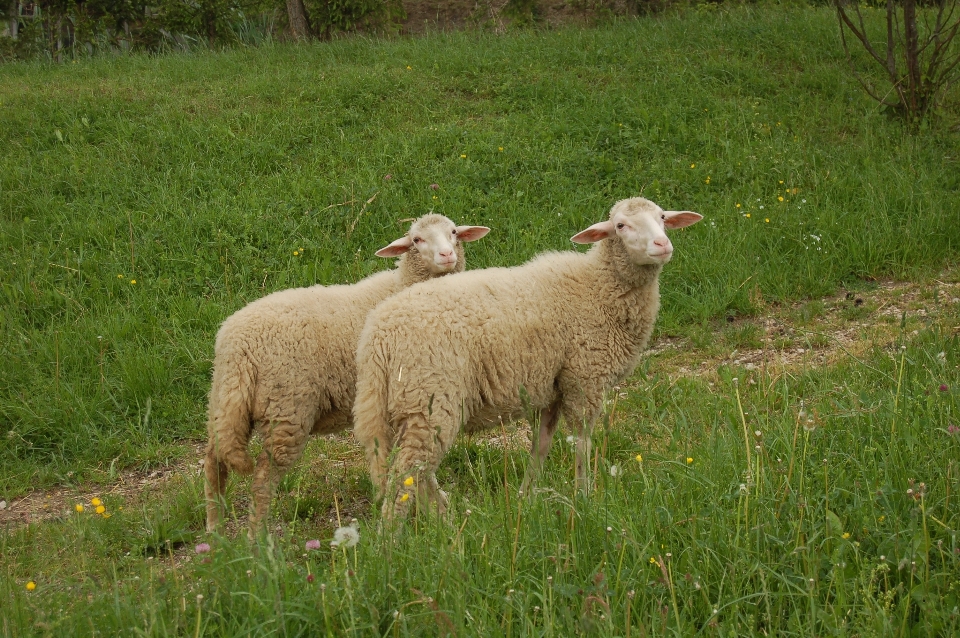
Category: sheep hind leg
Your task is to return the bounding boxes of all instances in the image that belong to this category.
[204,445,229,532]
[519,400,561,496]
[382,412,453,521]
[247,424,309,539]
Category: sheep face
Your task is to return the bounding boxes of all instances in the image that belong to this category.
[375,215,490,275]
[571,197,702,265]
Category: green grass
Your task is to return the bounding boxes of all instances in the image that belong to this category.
[1,5,958,489]
[3,283,958,635]
[1,4,960,634]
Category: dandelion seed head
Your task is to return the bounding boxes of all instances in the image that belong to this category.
[332,526,360,548]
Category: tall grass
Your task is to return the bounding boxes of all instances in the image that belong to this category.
[3,301,958,635]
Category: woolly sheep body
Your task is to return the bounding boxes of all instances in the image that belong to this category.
[353,198,701,519]
[203,214,489,534]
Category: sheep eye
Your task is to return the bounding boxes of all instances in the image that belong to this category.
[661,214,665,220]
[413,237,422,244]
[616,223,625,230]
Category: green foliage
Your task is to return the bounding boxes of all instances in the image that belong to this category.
[306,0,397,39]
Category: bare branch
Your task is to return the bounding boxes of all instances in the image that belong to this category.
[836,2,888,67]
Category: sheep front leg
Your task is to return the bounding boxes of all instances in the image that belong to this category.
[204,444,229,532]
[519,400,561,495]
[562,400,601,496]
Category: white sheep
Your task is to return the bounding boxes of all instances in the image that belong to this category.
[352,197,701,519]
[204,214,490,534]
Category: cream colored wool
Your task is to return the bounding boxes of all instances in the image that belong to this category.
[353,198,701,520]
[203,214,489,534]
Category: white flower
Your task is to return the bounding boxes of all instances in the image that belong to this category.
[609,465,621,477]
[331,522,360,548]
[566,435,576,445]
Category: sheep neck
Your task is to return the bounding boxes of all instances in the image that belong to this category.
[396,241,466,287]
[593,238,663,292]
[590,238,663,340]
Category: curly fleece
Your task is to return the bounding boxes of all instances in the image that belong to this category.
[353,198,691,519]
[203,214,477,533]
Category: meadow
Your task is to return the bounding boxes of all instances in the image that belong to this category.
[1,3,959,635]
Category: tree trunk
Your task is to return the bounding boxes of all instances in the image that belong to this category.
[903,0,921,115]
[286,0,312,39]
[7,0,18,40]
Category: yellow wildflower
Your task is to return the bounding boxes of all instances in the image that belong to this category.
[96,505,106,515]
[404,476,415,487]
[686,457,693,464]
[842,532,851,539]
[765,218,770,223]
[746,214,751,218]
[293,251,299,256]
[778,196,784,202]
[406,65,411,70]
[736,203,741,208]
[460,154,466,159]
[400,493,410,502]
[649,556,657,565]
[117,274,123,279]
[91,498,102,507]
[690,163,696,169]
[498,147,503,152]
[130,279,136,284]
[26,581,36,591]
[635,454,642,462]
[75,504,84,513]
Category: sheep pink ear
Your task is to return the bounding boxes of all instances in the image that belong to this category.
[375,236,413,257]
[455,225,490,242]
[663,211,703,229]
[570,220,616,244]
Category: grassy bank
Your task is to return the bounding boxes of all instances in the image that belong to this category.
[2,5,959,490]
[1,6,960,633]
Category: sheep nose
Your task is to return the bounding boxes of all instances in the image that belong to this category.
[438,249,453,258]
[653,238,671,250]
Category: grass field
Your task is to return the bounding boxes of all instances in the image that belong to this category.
[2,3,960,635]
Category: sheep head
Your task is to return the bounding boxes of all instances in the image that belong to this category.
[376,214,490,275]
[570,197,701,265]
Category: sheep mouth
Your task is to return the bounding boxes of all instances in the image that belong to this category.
[647,249,673,260]
[435,259,458,269]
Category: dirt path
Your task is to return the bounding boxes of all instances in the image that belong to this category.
[2,271,958,530]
